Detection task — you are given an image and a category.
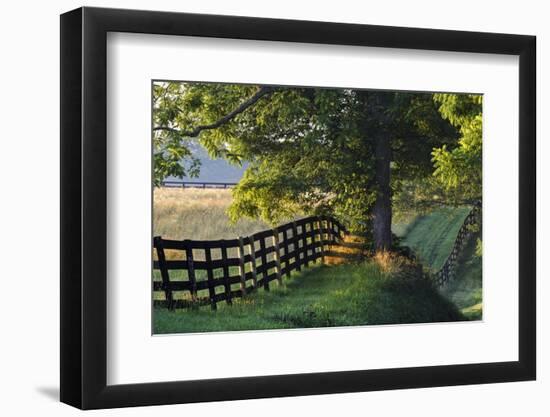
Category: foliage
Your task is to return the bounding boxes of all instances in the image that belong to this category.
[153,83,204,185]
[431,94,483,201]
[153,82,460,233]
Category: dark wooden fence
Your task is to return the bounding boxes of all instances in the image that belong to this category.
[161,180,237,189]
[153,216,348,310]
[433,202,482,286]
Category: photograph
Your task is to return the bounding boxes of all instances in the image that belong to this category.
[151,81,483,334]
[53,3,538,411]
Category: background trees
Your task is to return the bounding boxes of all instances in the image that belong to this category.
[431,94,483,203]
[153,82,480,250]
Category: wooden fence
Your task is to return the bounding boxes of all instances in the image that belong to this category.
[432,202,482,286]
[161,180,237,189]
[153,216,348,310]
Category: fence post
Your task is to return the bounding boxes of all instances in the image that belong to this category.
[154,236,173,310]
[302,222,310,268]
[237,237,247,296]
[220,243,232,305]
[317,217,325,263]
[292,221,301,272]
[185,242,198,305]
[204,247,217,310]
[283,228,291,278]
[259,236,270,291]
[272,228,283,285]
[247,236,258,288]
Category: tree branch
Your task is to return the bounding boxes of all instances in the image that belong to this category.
[153,86,274,137]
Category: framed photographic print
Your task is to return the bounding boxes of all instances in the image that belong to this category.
[60,6,536,409]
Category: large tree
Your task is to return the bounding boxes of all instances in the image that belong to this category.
[153,82,459,250]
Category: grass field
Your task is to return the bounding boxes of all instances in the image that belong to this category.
[154,260,464,334]
[153,187,268,240]
[395,207,482,320]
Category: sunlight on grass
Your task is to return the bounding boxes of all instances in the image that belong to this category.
[153,259,465,334]
[153,187,269,240]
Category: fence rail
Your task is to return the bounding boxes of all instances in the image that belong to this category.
[432,202,482,286]
[153,216,348,310]
[161,180,237,189]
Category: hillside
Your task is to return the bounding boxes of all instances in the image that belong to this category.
[394,207,482,320]
[166,143,247,184]
[394,207,471,271]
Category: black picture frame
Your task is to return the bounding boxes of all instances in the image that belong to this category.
[60,6,536,410]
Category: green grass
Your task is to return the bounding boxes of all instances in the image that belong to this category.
[153,261,465,334]
[395,206,471,271]
[439,233,482,320]
[395,206,482,320]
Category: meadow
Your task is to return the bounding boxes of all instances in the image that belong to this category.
[153,187,481,333]
[153,187,268,240]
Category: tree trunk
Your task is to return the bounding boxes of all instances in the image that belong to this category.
[373,134,392,251]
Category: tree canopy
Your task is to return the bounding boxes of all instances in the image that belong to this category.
[431,93,482,202]
[153,81,481,250]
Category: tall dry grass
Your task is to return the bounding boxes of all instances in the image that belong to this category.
[153,187,268,240]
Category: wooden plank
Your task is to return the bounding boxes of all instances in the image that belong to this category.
[292,221,301,272]
[247,237,258,288]
[318,218,326,262]
[153,281,191,291]
[302,221,310,267]
[161,238,240,250]
[153,236,173,310]
[256,260,277,274]
[295,216,315,227]
[220,244,232,305]
[255,245,276,256]
[276,222,293,233]
[251,229,275,241]
[258,236,270,291]
[153,258,240,270]
[237,237,247,297]
[185,246,198,304]
[279,251,298,264]
[272,228,283,285]
[283,228,291,278]
[204,247,217,310]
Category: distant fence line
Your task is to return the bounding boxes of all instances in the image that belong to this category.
[153,216,348,310]
[161,180,237,189]
[432,202,482,286]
